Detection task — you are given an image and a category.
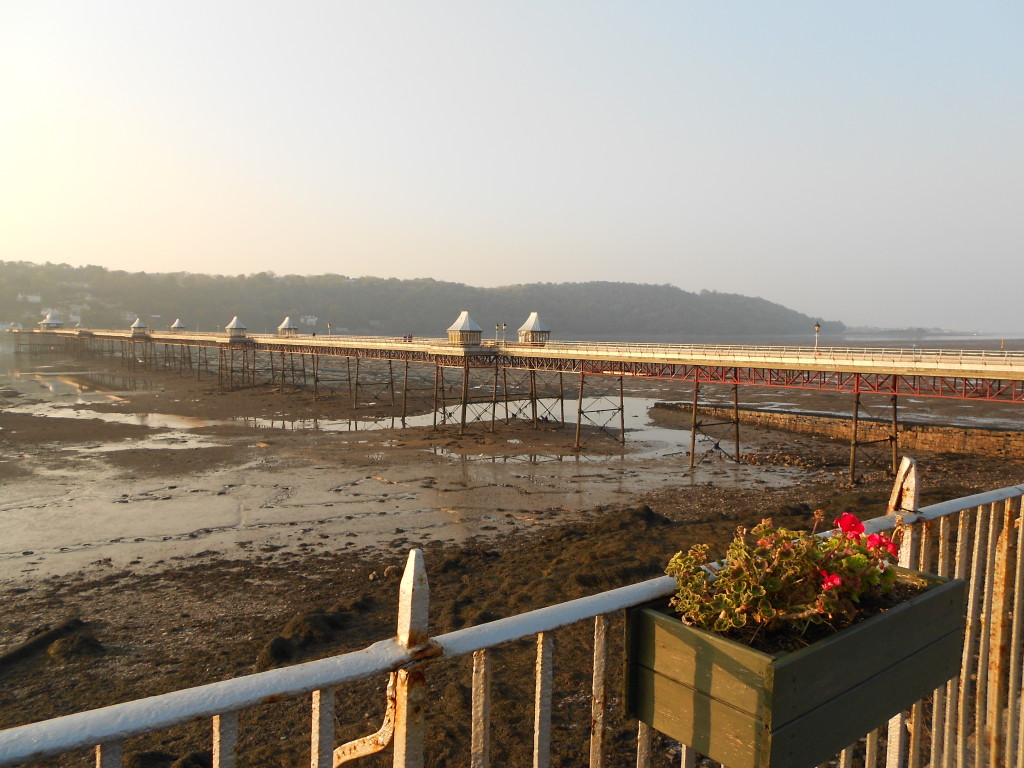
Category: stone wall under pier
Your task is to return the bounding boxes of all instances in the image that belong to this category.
[654,402,1024,459]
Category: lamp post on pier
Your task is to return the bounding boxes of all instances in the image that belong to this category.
[814,322,821,351]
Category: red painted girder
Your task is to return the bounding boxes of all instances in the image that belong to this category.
[501,357,1024,402]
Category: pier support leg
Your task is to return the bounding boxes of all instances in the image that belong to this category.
[559,372,565,425]
[490,360,499,433]
[530,369,538,429]
[439,367,447,425]
[389,360,396,407]
[352,357,360,408]
[689,380,699,470]
[850,391,861,484]
[891,395,899,475]
[733,382,741,463]
[402,361,410,427]
[574,372,585,450]
[502,368,510,423]
[619,376,625,444]
[432,365,439,429]
[459,360,470,436]
[313,355,319,400]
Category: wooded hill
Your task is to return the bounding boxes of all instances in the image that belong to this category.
[0,261,844,341]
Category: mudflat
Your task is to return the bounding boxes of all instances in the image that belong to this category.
[1,361,1021,767]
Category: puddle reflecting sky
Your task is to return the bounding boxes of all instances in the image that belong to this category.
[0,348,710,460]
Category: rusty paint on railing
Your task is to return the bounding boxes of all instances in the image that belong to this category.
[333,674,397,766]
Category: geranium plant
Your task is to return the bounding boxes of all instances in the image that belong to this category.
[666,510,902,647]
[629,509,964,768]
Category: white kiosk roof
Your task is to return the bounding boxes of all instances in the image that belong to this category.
[447,311,482,333]
[517,312,550,333]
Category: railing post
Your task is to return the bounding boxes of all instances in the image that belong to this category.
[985,497,1018,768]
[887,467,921,768]
[213,711,239,768]
[311,689,335,768]
[959,504,992,765]
[589,615,608,768]
[95,742,122,768]
[394,549,429,768]
[635,722,652,768]
[1005,497,1024,768]
[471,649,491,768]
[533,632,554,768]
[888,456,919,516]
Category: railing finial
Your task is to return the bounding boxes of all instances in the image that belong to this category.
[397,549,429,648]
[889,456,919,515]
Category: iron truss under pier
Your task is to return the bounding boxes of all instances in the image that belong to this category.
[20,329,1024,403]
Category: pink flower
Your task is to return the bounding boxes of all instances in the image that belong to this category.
[835,512,865,540]
[867,532,899,557]
[820,570,842,590]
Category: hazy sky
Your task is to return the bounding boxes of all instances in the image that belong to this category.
[2,3,1021,332]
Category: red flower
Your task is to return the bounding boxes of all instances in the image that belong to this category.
[820,570,842,590]
[835,512,865,540]
[867,532,899,557]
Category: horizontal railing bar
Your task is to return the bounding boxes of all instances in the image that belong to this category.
[0,638,410,767]
[846,486,1024,540]
[434,576,675,658]
[914,485,1024,522]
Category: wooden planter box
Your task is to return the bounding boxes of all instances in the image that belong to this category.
[625,570,966,768]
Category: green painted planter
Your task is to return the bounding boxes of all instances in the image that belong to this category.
[625,569,966,768]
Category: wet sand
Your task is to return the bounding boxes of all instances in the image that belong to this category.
[2,356,1023,767]
[0,363,822,584]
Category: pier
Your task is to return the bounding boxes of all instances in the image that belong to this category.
[13,318,1024,482]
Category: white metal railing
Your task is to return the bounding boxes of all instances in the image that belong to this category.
[514,341,1024,380]
[2,464,1023,767]
[23,328,1024,379]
